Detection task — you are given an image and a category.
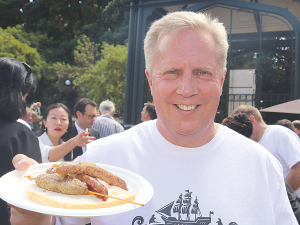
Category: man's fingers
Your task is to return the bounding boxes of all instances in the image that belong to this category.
[85,136,96,140]
[12,154,38,171]
[79,131,90,137]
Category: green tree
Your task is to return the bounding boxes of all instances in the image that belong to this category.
[37,36,100,111]
[229,51,292,95]
[100,0,130,45]
[0,26,47,79]
[0,0,24,28]
[83,42,127,117]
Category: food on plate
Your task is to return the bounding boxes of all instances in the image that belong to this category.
[75,174,108,201]
[47,161,128,190]
[35,173,88,195]
[24,162,138,209]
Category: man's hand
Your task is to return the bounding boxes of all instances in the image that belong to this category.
[10,204,55,225]
[12,154,39,171]
[73,131,96,147]
[10,154,54,225]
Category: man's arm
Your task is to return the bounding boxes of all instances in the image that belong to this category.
[10,205,55,225]
[10,155,55,225]
[286,161,300,191]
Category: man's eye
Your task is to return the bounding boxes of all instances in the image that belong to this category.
[199,71,207,75]
[168,71,176,74]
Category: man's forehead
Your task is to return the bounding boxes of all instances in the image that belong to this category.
[157,29,213,49]
[85,104,96,111]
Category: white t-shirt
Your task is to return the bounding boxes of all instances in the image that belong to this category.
[38,132,65,163]
[57,120,296,225]
[259,125,300,196]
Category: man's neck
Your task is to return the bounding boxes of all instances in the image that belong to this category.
[75,121,87,131]
[252,122,269,142]
[156,120,219,148]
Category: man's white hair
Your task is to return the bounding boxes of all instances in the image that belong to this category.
[99,100,115,113]
[144,11,229,75]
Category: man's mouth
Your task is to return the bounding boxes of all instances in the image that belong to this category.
[176,104,198,111]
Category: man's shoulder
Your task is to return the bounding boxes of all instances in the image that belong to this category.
[220,124,268,153]
[0,118,31,135]
[89,127,100,137]
[0,119,38,148]
[72,123,78,136]
[95,115,123,127]
[266,125,297,137]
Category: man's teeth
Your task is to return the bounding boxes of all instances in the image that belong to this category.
[176,105,197,111]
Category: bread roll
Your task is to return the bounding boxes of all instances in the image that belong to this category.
[25,179,135,209]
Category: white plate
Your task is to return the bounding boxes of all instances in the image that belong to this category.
[0,162,154,217]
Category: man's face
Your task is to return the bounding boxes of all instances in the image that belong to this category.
[141,106,149,122]
[146,30,226,145]
[77,104,97,129]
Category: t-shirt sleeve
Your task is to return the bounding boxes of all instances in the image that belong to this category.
[277,130,300,168]
[266,154,298,224]
[38,138,52,163]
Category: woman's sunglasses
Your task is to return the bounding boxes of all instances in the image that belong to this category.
[21,62,32,77]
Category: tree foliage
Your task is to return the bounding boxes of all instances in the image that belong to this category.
[36,36,100,111]
[229,51,292,95]
[0,0,130,118]
[82,42,128,117]
[0,26,47,79]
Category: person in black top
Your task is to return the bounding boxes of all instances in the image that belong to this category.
[0,57,42,225]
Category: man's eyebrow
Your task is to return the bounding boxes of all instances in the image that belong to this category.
[196,66,214,71]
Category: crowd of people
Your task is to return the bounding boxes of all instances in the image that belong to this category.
[1,10,300,225]
[0,57,128,225]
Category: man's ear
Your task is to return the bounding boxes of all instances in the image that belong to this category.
[249,115,256,124]
[145,70,153,96]
[219,70,227,95]
[76,111,82,119]
[111,111,115,116]
[145,112,150,119]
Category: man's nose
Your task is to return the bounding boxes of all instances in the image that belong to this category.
[176,73,199,97]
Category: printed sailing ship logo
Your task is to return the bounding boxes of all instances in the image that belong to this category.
[132,190,238,225]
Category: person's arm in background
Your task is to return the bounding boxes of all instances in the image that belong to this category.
[9,154,55,225]
[277,130,300,191]
[47,132,95,162]
[286,161,300,191]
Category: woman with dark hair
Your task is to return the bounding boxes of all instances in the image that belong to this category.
[38,103,95,162]
[221,113,253,138]
[0,57,41,225]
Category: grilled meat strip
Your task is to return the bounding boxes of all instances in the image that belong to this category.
[35,173,88,195]
[47,162,128,190]
[75,174,108,201]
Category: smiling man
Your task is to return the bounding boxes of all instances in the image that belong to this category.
[11,11,297,225]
